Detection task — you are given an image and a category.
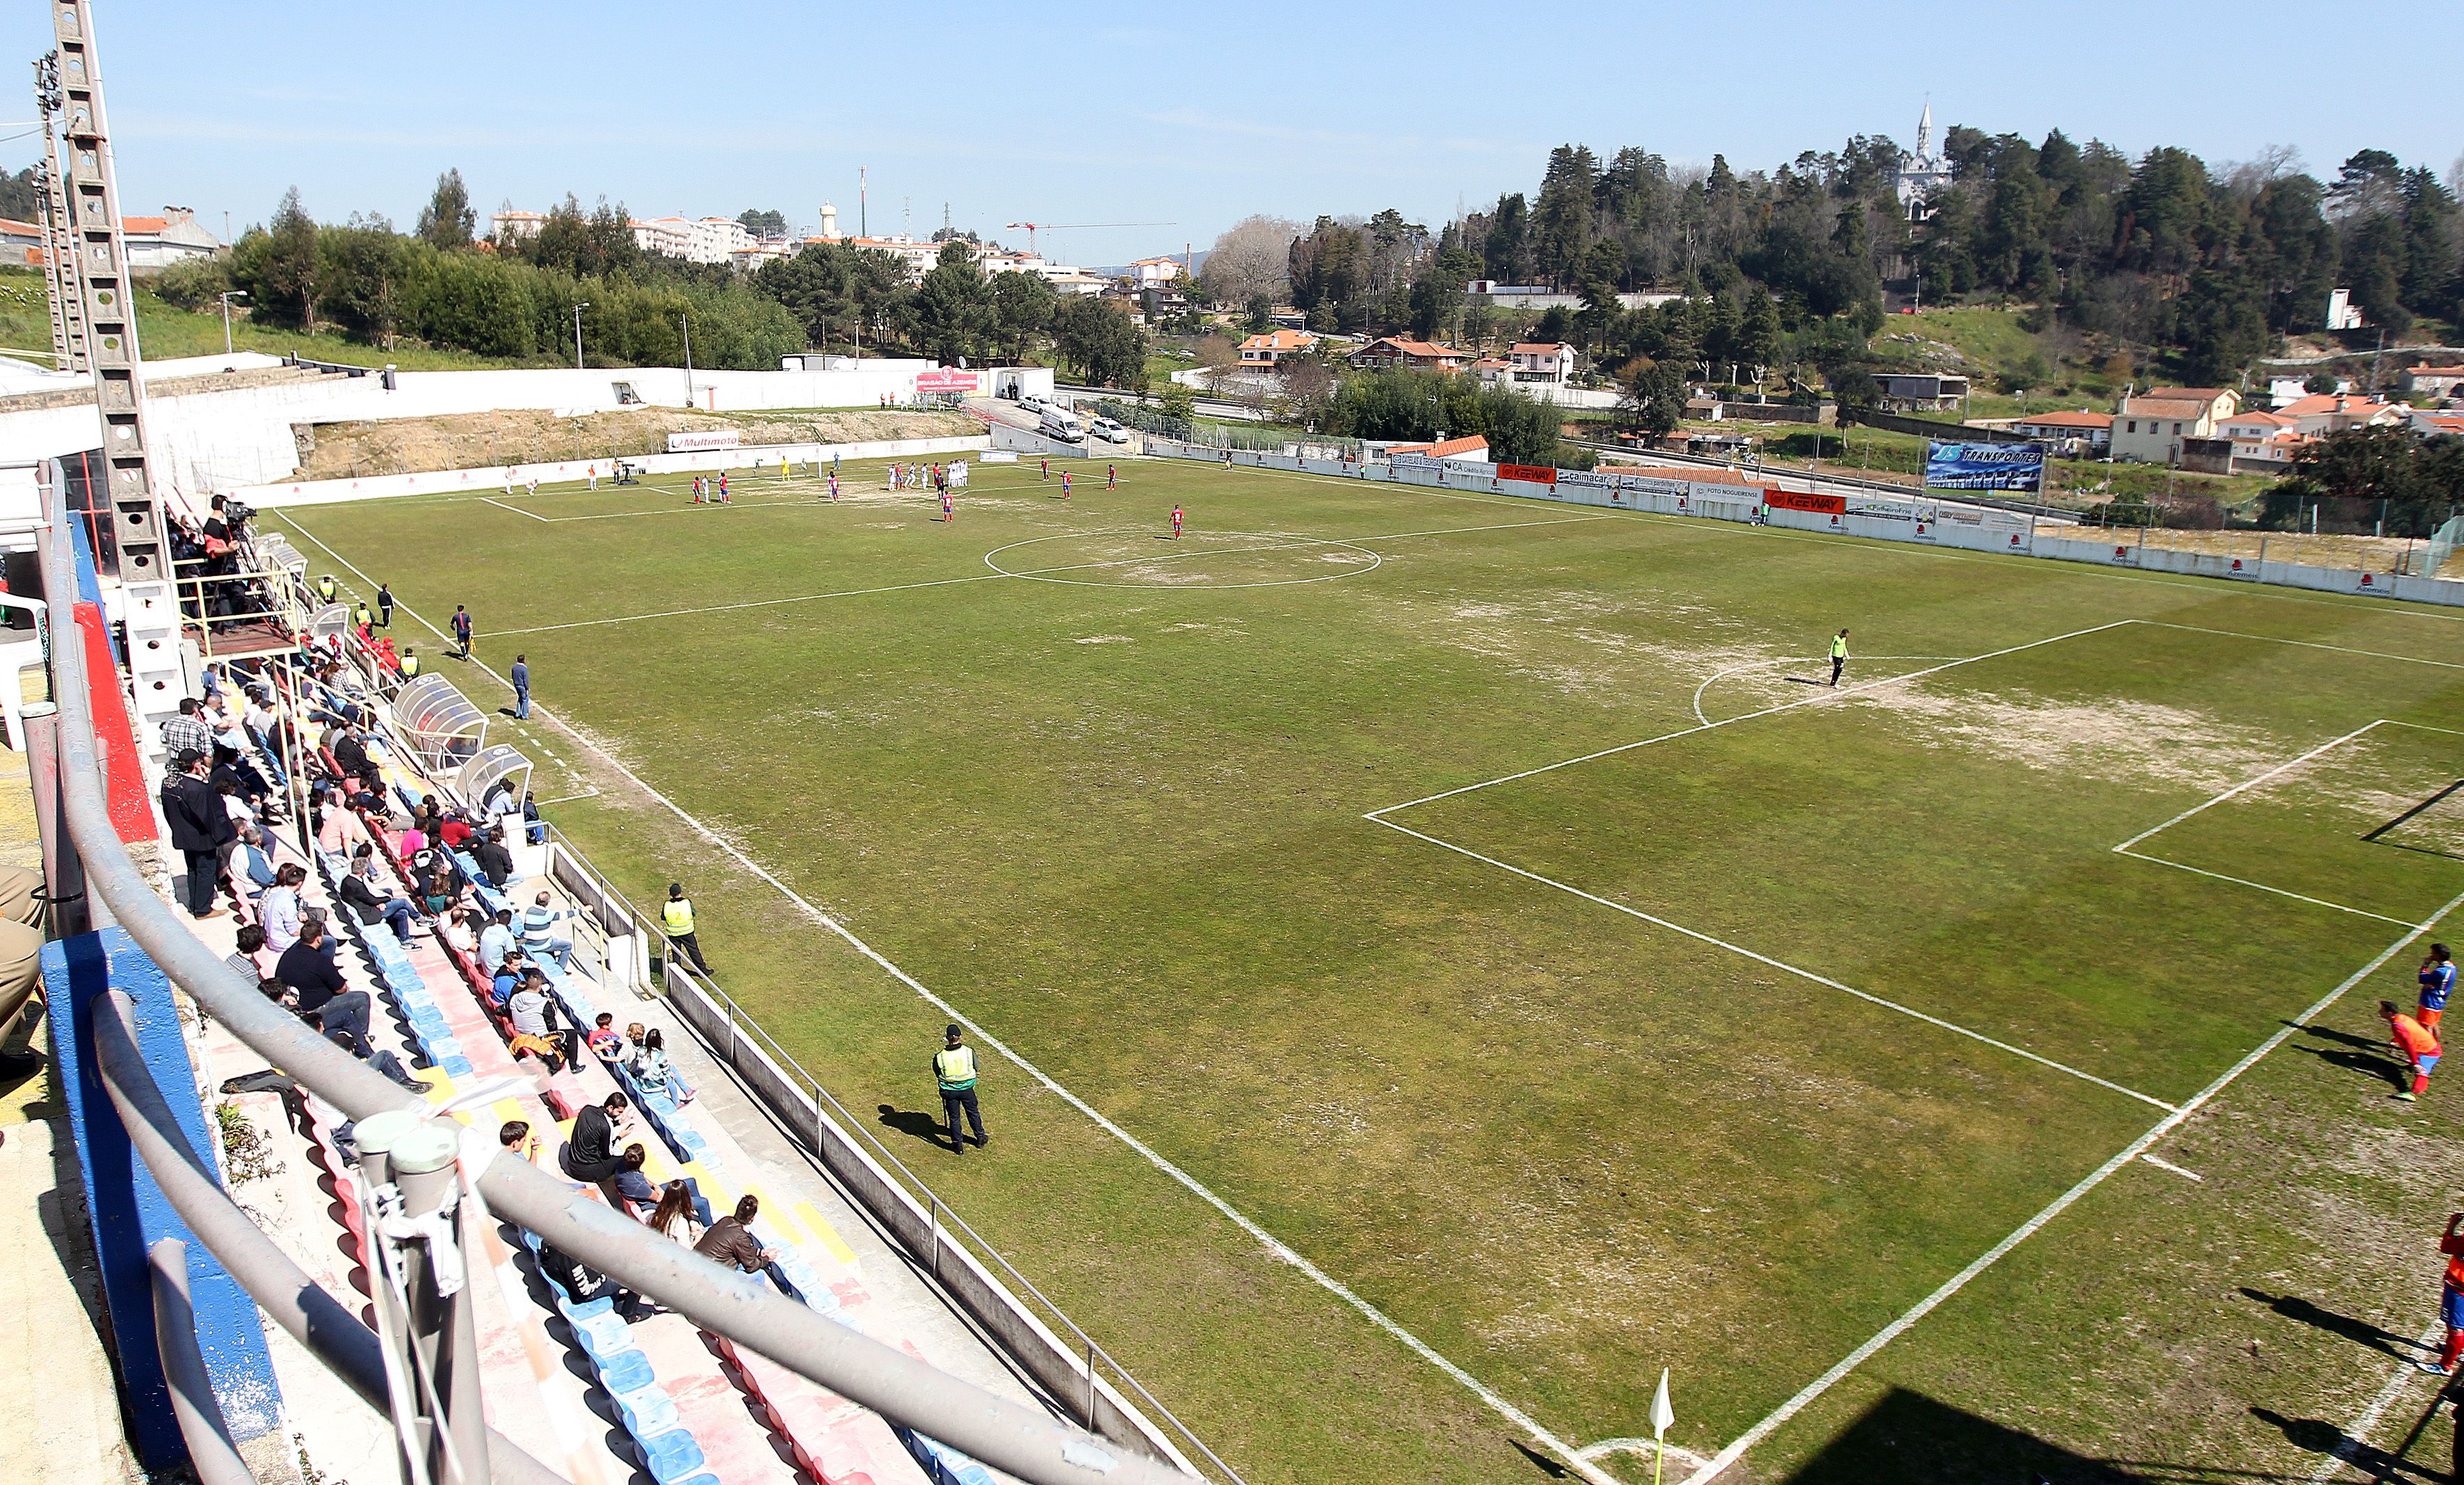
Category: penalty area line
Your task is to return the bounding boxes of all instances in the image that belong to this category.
[1679,884,2464,1484]
[1363,816,2175,1111]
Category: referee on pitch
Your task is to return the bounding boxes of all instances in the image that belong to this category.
[1829,628,1851,687]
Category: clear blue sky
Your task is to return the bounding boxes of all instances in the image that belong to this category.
[13,1,2458,268]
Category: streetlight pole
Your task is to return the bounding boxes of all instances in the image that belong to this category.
[680,313,694,408]
[218,290,248,355]
[572,300,590,369]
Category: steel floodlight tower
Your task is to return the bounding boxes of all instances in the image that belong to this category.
[51,0,186,723]
[33,53,89,374]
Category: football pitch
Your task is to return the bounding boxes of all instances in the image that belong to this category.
[271,456,2464,1484]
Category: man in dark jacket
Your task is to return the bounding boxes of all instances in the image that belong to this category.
[471,826,515,890]
[331,723,375,786]
[276,920,371,1053]
[558,1092,631,1183]
[159,748,236,918]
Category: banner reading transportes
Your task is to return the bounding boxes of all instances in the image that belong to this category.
[1925,441,2044,491]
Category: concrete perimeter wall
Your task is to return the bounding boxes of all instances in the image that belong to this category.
[232,434,992,508]
[1145,437,2464,609]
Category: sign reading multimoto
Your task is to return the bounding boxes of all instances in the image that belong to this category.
[666,430,741,452]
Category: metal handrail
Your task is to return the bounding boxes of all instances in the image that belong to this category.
[38,481,1202,1485]
[148,1237,256,1485]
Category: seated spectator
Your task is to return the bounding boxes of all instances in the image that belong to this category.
[489,950,527,1009]
[277,921,371,1054]
[693,1193,803,1303]
[518,888,576,970]
[522,789,545,846]
[506,970,574,1070]
[316,787,372,858]
[259,863,307,952]
[299,906,341,965]
[498,1119,539,1164]
[440,904,482,956]
[558,1092,631,1183]
[437,811,475,851]
[398,820,428,859]
[478,908,517,975]
[606,1143,713,1231]
[472,826,514,890]
[332,723,375,784]
[236,825,279,894]
[628,1026,694,1106]
[586,1013,624,1065]
[647,1178,711,1241]
[337,857,417,945]
[224,923,268,985]
[326,1025,424,1091]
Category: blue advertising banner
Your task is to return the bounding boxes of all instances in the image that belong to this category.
[1925,441,2045,490]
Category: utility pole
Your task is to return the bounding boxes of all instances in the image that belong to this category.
[572,300,590,369]
[859,166,867,239]
[53,0,182,726]
[218,290,246,355]
[679,313,694,408]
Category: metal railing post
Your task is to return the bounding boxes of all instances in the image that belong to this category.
[22,701,90,938]
[392,1125,488,1485]
[147,1237,257,1485]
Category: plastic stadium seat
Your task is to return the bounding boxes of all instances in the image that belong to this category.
[634,1427,709,1484]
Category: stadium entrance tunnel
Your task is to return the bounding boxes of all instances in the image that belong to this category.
[983,529,1380,589]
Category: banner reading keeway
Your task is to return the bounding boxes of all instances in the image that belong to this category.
[1764,489,1846,515]
[1496,463,1559,485]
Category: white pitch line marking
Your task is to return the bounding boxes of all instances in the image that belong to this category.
[1371,620,2141,818]
[1577,1436,1715,1469]
[275,508,1632,1485]
[2305,1323,2450,1482]
[1680,885,2464,1484]
[2141,621,2464,671]
[2136,1153,2203,1182]
[1364,814,2175,1109]
[2113,849,2417,927]
[2113,721,2391,855]
[479,495,551,523]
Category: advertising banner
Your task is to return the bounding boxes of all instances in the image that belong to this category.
[1925,441,2045,491]
[666,430,741,452]
[1764,490,1848,515]
[1496,463,1559,485]
[915,369,982,393]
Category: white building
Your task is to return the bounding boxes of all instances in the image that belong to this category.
[124,207,223,269]
[2326,287,2364,331]
[1894,103,1954,221]
[1505,342,1575,386]
[491,209,543,241]
[2110,387,2239,465]
[1125,255,1186,287]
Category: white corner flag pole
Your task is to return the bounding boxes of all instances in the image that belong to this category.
[1649,1368,1675,1485]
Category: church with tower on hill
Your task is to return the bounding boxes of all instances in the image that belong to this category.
[1894,102,1954,220]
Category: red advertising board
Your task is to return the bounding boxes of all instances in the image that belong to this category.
[1764,489,1846,515]
[1496,463,1558,485]
[915,369,981,393]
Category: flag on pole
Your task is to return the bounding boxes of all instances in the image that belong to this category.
[1650,1368,1675,1438]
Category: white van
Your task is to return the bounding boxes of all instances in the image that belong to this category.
[1039,410,1086,444]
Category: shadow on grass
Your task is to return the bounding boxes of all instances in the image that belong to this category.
[2241,1289,2431,1361]
[877,1102,955,1151]
[1508,1440,1567,1478]
[1779,1388,2148,1484]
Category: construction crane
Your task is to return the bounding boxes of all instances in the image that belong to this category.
[1002,220,1174,258]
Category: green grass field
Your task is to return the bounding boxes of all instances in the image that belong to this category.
[267,455,2464,1484]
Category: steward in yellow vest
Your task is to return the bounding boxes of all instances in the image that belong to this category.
[934,1024,985,1153]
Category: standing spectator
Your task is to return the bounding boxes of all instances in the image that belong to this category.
[660,881,708,974]
[2421,945,2456,1033]
[451,604,474,660]
[693,1193,803,1301]
[260,862,307,951]
[160,698,214,760]
[159,748,236,920]
[934,1023,986,1154]
[376,581,394,629]
[510,654,531,720]
[2385,1000,2443,1102]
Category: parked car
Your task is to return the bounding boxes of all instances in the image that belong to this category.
[1038,410,1086,444]
[1020,394,1049,414]
[1090,417,1129,444]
